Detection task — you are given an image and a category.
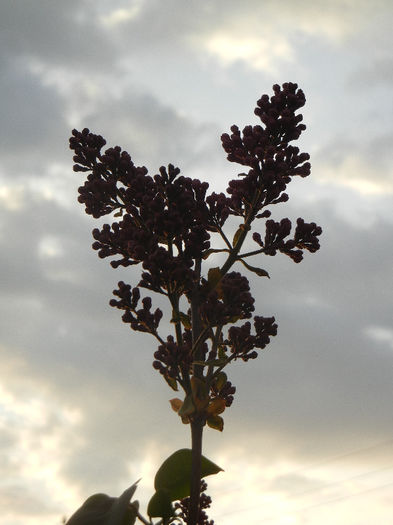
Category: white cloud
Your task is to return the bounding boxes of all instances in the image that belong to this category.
[0,184,25,211]
[365,326,393,350]
[99,3,144,28]
[38,236,64,259]
[203,33,294,73]
[0,346,83,523]
[317,154,393,195]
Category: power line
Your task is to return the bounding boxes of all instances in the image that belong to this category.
[269,462,393,501]
[212,440,393,521]
[214,475,393,522]
[260,480,393,523]
[211,437,393,497]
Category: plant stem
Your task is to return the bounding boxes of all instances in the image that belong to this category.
[189,257,203,525]
[188,418,203,525]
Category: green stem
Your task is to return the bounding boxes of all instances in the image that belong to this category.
[188,257,204,525]
[135,511,151,525]
[188,418,203,525]
[238,247,265,258]
[219,223,251,276]
[169,293,191,392]
[219,181,265,277]
[191,258,203,380]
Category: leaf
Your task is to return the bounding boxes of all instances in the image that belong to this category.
[207,415,224,432]
[154,449,223,502]
[178,394,195,417]
[214,371,227,391]
[178,311,191,329]
[232,227,243,248]
[239,258,270,278]
[171,311,191,330]
[232,224,250,248]
[192,358,227,367]
[192,360,208,367]
[147,489,173,519]
[66,481,140,525]
[207,358,228,367]
[170,398,191,424]
[191,377,209,412]
[163,374,178,391]
[207,266,222,292]
[218,346,227,360]
[108,482,140,525]
[169,398,183,413]
[207,398,226,416]
[202,248,229,260]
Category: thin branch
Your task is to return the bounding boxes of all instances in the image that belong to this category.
[136,510,152,525]
[237,247,265,258]
[216,225,233,250]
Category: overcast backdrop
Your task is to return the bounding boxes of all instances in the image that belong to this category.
[1,1,393,524]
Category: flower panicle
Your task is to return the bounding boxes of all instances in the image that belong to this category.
[70,83,322,414]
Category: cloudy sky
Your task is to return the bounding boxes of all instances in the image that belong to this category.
[1,1,393,524]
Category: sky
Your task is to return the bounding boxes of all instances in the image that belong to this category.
[1,1,393,524]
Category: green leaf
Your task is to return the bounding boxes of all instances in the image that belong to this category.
[178,394,195,417]
[109,483,140,525]
[218,346,227,359]
[147,489,173,519]
[207,415,224,432]
[232,227,243,248]
[66,482,140,525]
[178,311,191,330]
[239,258,270,278]
[163,374,178,391]
[154,449,223,502]
[193,358,228,367]
[215,371,227,391]
[171,311,191,330]
[202,248,229,260]
[191,376,209,412]
[207,266,222,290]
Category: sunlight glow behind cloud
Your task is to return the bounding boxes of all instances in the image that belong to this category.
[204,33,294,73]
[0,349,83,525]
[99,3,143,28]
[317,155,393,195]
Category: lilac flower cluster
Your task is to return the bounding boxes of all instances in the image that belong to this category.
[70,83,321,414]
[221,82,311,218]
[210,378,236,408]
[225,316,278,362]
[253,217,322,263]
[152,331,195,381]
[175,480,214,525]
[199,272,255,327]
[109,281,163,334]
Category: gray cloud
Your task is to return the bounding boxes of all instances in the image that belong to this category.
[2,2,393,524]
[0,1,115,69]
[2,184,392,478]
[78,87,222,175]
[0,62,67,174]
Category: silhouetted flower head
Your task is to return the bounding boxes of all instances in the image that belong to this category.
[224,316,278,362]
[153,332,194,381]
[70,83,321,412]
[199,272,255,327]
[175,480,214,525]
[221,83,310,218]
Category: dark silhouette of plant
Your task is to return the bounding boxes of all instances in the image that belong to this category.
[68,82,321,525]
